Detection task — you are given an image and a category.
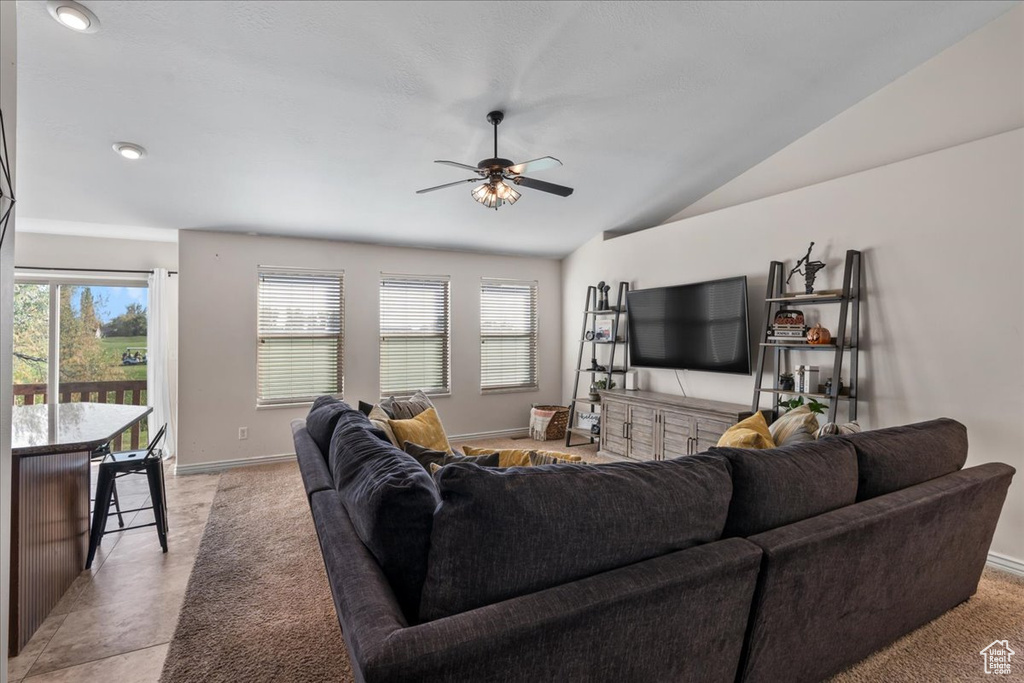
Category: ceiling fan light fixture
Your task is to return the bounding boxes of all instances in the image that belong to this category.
[472,180,520,209]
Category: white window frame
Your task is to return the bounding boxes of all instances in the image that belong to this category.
[256,266,345,408]
[480,278,539,394]
[379,273,451,398]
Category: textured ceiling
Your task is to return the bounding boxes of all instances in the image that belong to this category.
[14,0,1018,256]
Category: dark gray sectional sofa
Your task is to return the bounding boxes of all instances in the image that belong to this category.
[292,398,1014,683]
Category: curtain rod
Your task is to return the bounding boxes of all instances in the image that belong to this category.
[17,266,178,275]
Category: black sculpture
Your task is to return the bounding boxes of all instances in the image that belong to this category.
[0,108,15,250]
[596,281,611,310]
[786,242,826,294]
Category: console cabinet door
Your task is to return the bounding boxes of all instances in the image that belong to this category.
[601,398,629,457]
[660,411,693,459]
[695,416,733,453]
[627,405,658,461]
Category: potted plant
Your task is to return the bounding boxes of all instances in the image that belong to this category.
[778,396,827,415]
[590,378,617,399]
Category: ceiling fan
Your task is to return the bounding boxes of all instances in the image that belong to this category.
[416,110,574,209]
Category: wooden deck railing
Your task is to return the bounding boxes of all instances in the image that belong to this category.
[13,380,149,450]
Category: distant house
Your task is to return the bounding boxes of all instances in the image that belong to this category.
[980,640,1015,675]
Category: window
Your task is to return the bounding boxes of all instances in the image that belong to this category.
[257,268,344,406]
[13,271,151,450]
[379,274,450,397]
[480,278,538,393]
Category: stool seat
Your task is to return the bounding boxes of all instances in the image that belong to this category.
[86,424,168,569]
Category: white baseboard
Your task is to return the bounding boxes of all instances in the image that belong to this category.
[174,452,296,476]
[987,551,1024,577]
[448,427,530,441]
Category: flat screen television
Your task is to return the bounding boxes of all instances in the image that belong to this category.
[626,276,751,374]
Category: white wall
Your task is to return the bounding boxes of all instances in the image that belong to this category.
[14,231,178,271]
[177,230,562,468]
[562,10,1024,563]
[0,1,16,678]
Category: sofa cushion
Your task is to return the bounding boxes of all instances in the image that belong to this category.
[329,409,440,623]
[305,395,349,456]
[841,418,968,501]
[716,440,858,537]
[419,454,733,622]
[717,412,775,449]
[388,408,453,454]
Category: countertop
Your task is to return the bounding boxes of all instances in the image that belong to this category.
[12,402,153,456]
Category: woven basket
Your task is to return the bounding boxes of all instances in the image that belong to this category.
[531,405,569,441]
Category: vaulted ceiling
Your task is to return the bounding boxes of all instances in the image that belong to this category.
[14,0,1018,256]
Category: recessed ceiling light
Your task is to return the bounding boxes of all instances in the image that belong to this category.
[113,142,147,160]
[46,1,100,33]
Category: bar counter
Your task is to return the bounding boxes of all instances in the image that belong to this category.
[9,402,152,655]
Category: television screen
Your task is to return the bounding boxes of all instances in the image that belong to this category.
[626,276,751,374]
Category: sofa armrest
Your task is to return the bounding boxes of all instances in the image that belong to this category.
[738,462,1015,683]
[292,419,334,499]
[371,539,761,683]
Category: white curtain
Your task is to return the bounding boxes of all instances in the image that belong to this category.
[148,269,178,459]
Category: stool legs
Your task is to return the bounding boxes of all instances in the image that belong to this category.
[111,481,125,528]
[86,466,117,569]
[145,458,169,553]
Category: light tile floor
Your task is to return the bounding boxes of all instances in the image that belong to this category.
[7,461,222,683]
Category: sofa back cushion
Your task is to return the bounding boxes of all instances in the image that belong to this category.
[418,455,732,622]
[716,439,858,537]
[840,418,968,501]
[305,395,349,456]
[329,407,440,623]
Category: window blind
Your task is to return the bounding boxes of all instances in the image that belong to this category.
[480,278,538,392]
[380,274,450,396]
[257,268,344,406]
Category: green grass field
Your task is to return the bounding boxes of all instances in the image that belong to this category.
[99,335,148,380]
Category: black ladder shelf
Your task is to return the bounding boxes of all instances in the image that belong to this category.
[751,249,862,424]
[565,282,630,447]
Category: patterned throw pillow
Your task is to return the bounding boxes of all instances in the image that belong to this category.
[367,404,400,447]
[462,446,584,467]
[380,390,435,420]
[405,442,501,472]
[716,412,776,449]
[389,408,453,454]
[816,421,862,439]
[769,406,820,446]
[528,451,586,466]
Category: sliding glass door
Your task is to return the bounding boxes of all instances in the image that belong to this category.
[12,274,149,450]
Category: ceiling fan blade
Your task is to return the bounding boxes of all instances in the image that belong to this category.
[514,176,574,197]
[507,156,562,175]
[416,178,481,194]
[434,160,483,173]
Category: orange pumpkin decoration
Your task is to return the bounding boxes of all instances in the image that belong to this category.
[806,323,832,345]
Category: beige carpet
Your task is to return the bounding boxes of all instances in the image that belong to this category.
[163,460,1023,682]
[160,462,353,683]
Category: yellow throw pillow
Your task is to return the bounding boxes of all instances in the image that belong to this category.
[389,408,453,454]
[717,412,776,449]
[463,445,532,467]
[461,446,584,467]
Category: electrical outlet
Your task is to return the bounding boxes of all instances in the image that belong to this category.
[238,427,248,440]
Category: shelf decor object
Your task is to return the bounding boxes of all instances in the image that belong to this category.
[752,249,862,424]
[0,107,15,250]
[565,281,630,447]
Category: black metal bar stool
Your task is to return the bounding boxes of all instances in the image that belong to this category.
[90,441,125,528]
[86,424,169,569]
